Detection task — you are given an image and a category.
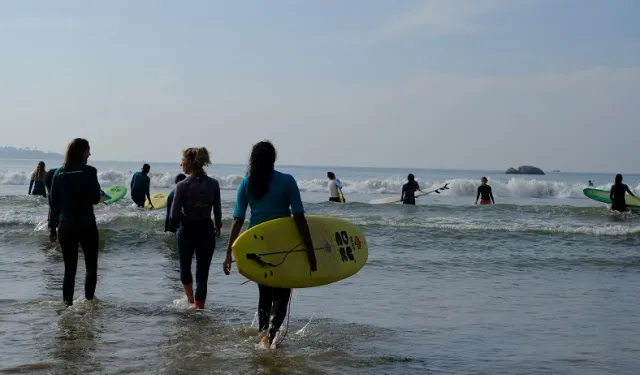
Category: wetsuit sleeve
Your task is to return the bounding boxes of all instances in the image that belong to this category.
[49,172,60,230]
[610,185,615,200]
[130,173,136,190]
[166,189,174,215]
[213,180,222,229]
[88,167,102,204]
[28,180,34,195]
[170,183,183,227]
[289,175,305,214]
[232,179,249,219]
[489,186,495,203]
[145,176,151,198]
[476,186,481,201]
[626,184,635,197]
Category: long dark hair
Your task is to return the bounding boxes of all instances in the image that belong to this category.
[63,138,90,166]
[615,173,623,185]
[248,141,276,200]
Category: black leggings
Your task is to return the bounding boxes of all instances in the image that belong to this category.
[329,197,344,203]
[58,221,99,306]
[258,284,291,340]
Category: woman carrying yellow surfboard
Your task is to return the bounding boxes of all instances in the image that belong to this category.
[223,141,315,347]
[327,171,345,203]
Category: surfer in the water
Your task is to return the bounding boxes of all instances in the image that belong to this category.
[223,141,316,347]
[28,161,47,197]
[401,174,422,205]
[170,148,221,309]
[165,173,187,233]
[130,164,153,208]
[49,138,102,307]
[327,172,345,203]
[475,177,495,205]
[609,174,636,212]
[588,180,594,187]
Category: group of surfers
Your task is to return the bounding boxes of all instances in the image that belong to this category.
[29,139,315,347]
[25,141,637,348]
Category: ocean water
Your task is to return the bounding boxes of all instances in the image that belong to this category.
[1,158,640,375]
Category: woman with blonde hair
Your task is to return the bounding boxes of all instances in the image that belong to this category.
[49,138,102,306]
[170,147,222,309]
[28,161,47,197]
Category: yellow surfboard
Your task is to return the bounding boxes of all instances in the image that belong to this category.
[145,192,168,210]
[232,215,368,288]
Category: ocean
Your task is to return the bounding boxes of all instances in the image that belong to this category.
[1,158,639,375]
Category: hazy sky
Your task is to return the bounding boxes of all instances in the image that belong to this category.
[1,0,639,172]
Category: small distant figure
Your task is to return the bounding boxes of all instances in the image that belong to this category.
[588,180,594,187]
[609,174,636,212]
[401,174,422,205]
[475,177,495,205]
[165,173,187,233]
[131,163,152,208]
[28,161,47,197]
[327,172,345,203]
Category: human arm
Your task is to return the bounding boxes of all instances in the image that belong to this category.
[416,182,422,193]
[88,167,102,205]
[400,185,405,201]
[145,176,152,207]
[170,185,183,230]
[475,186,480,204]
[223,180,249,275]
[165,191,174,232]
[610,186,614,200]
[48,173,60,241]
[490,186,495,204]
[213,180,222,238]
[28,180,34,195]
[289,176,317,272]
[626,185,635,197]
[130,173,135,190]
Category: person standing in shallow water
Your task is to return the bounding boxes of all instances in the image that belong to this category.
[170,148,221,309]
[49,138,102,306]
[609,174,636,212]
[475,177,495,205]
[28,161,47,197]
[401,174,422,205]
[223,141,316,347]
[131,164,153,208]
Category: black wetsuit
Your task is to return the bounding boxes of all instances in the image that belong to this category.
[50,164,102,306]
[130,171,150,207]
[476,184,494,203]
[610,183,630,212]
[402,181,420,205]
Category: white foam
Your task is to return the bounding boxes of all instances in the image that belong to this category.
[0,168,637,198]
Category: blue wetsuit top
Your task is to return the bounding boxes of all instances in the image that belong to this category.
[232,170,304,229]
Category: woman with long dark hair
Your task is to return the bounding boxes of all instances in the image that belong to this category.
[223,141,315,347]
[609,174,636,212]
[170,147,222,309]
[49,138,102,306]
[28,161,47,197]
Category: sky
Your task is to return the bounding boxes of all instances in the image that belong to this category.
[1,0,639,173]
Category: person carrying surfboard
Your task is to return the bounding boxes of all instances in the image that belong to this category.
[165,173,186,233]
[130,164,153,208]
[610,174,636,212]
[327,172,345,203]
[170,148,222,309]
[223,141,316,347]
[49,138,102,307]
[401,174,422,205]
[475,177,495,205]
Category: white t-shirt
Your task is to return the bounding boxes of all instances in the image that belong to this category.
[328,179,341,198]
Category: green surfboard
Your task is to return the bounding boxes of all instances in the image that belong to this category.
[102,185,127,205]
[583,188,640,207]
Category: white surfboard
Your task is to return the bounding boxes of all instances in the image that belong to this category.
[370,183,449,204]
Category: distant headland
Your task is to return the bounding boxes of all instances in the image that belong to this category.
[0,146,63,160]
